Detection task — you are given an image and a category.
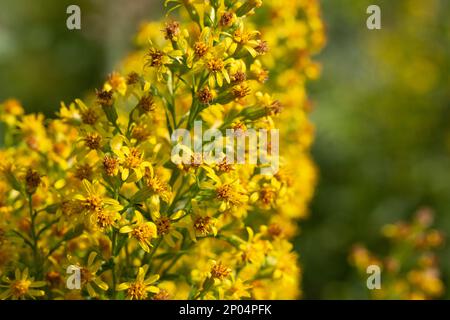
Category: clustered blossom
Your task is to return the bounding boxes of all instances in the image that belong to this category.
[0,0,325,299]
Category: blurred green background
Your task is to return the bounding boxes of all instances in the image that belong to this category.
[0,0,449,299]
[0,0,160,114]
[299,0,450,299]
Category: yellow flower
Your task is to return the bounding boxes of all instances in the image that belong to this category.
[120,212,158,253]
[155,214,184,247]
[67,252,109,298]
[110,136,152,182]
[104,71,127,96]
[186,27,214,67]
[193,43,232,87]
[239,227,271,265]
[144,166,172,204]
[179,200,217,242]
[117,265,159,300]
[0,98,24,126]
[74,180,123,216]
[226,23,261,57]
[145,45,183,81]
[202,166,248,212]
[0,268,46,300]
[221,276,252,299]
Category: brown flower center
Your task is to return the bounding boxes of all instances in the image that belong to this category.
[127,281,148,300]
[211,262,231,280]
[153,289,170,300]
[96,210,115,229]
[198,87,213,104]
[103,156,119,176]
[132,224,154,242]
[259,186,276,206]
[83,195,103,213]
[232,84,250,99]
[25,169,41,194]
[147,49,164,67]
[164,21,180,40]
[268,223,283,237]
[74,164,93,181]
[156,217,171,235]
[80,267,92,285]
[84,133,102,150]
[138,94,155,113]
[96,89,113,106]
[194,216,213,236]
[11,280,31,298]
[81,108,99,125]
[207,58,224,73]
[220,12,234,27]
[131,125,151,142]
[124,148,143,169]
[194,42,208,57]
[126,72,140,85]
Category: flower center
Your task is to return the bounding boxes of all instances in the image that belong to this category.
[147,49,164,67]
[194,216,213,235]
[80,267,92,285]
[25,169,41,194]
[216,184,243,205]
[211,262,231,280]
[220,12,234,27]
[84,195,103,213]
[107,72,124,91]
[194,42,209,57]
[131,125,151,142]
[217,159,234,173]
[259,186,276,205]
[75,164,94,181]
[11,280,30,298]
[153,289,170,300]
[268,223,283,237]
[124,148,142,169]
[127,281,148,300]
[234,30,251,44]
[207,58,224,73]
[103,156,119,176]
[81,108,99,125]
[84,133,102,150]
[138,94,155,113]
[198,87,213,104]
[132,224,154,242]
[232,84,250,99]
[164,21,180,40]
[96,89,113,106]
[156,217,171,235]
[96,211,115,229]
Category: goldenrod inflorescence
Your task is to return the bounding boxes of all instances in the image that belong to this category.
[0,0,324,299]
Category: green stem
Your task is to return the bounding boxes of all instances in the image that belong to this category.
[146,238,163,270]
[111,230,118,299]
[194,277,214,300]
[28,194,41,276]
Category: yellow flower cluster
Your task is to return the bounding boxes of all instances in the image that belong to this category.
[350,208,445,300]
[0,0,324,299]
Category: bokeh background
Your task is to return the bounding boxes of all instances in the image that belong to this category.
[0,0,449,299]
